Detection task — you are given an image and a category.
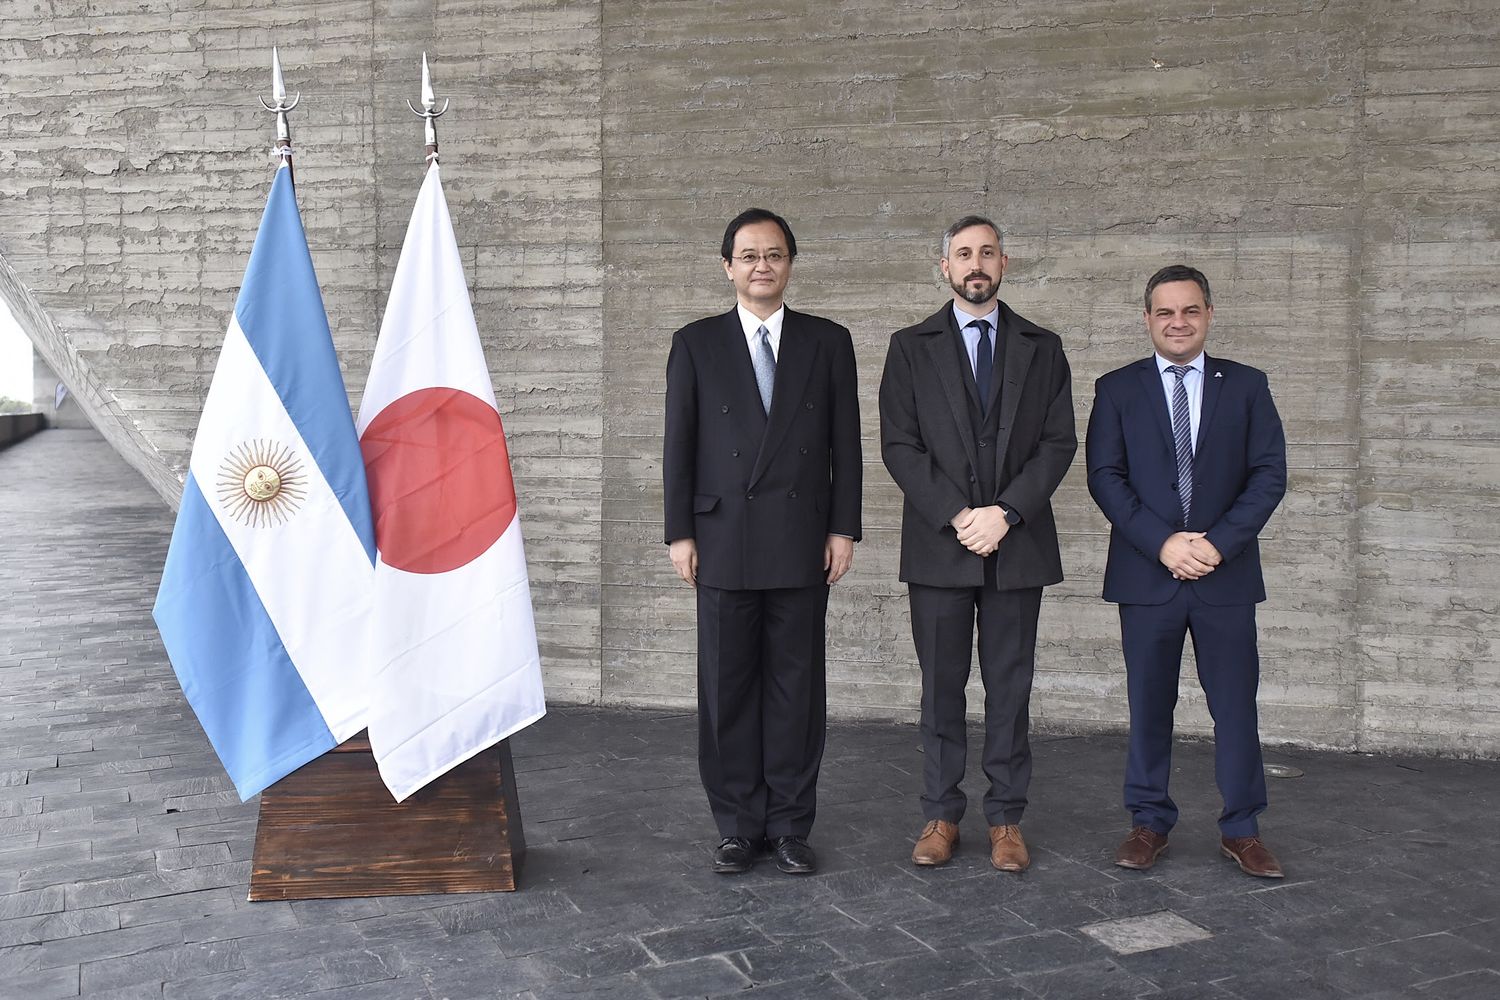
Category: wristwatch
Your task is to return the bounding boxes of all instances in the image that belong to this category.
[1000,505,1021,526]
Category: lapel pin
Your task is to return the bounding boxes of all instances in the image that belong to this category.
[1214,371,1223,378]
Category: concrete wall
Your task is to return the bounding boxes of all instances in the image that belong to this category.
[1,1,1494,755]
[34,355,96,430]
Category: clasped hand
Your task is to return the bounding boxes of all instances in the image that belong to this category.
[1159,532,1222,580]
[952,506,1009,557]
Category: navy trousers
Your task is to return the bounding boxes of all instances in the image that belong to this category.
[1120,585,1267,839]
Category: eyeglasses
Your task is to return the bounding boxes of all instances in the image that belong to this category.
[732,251,789,266]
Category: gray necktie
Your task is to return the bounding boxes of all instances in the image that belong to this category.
[1166,364,1193,519]
[753,324,775,414]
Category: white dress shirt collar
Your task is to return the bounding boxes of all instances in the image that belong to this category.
[1155,351,1205,375]
[737,304,785,360]
[952,302,1000,333]
[954,303,1000,377]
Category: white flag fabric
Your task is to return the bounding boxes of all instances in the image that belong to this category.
[357,164,546,801]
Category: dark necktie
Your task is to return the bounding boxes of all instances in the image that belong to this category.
[1166,364,1193,519]
[752,324,775,414]
[970,319,993,415]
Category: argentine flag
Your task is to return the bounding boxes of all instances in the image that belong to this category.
[154,163,375,800]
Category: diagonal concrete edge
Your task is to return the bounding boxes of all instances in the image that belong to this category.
[0,253,182,508]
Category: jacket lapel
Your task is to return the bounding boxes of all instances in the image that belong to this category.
[748,309,816,488]
[1196,353,1223,451]
[707,309,767,442]
[947,310,984,412]
[922,312,980,475]
[1137,358,1176,458]
[989,327,1034,480]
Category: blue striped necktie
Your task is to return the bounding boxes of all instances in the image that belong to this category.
[753,324,775,414]
[1166,364,1193,519]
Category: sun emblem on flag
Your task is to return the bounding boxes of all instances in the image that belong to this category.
[217,439,308,527]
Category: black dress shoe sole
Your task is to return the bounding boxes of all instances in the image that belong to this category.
[775,858,815,875]
[713,859,752,875]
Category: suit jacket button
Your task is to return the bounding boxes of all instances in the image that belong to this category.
[746,493,755,501]
[799,447,807,455]
[721,405,730,413]
[805,402,814,410]
[969,474,977,483]
[978,440,988,448]
[731,449,740,457]
[788,490,797,498]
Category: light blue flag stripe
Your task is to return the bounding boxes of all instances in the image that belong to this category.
[154,475,336,800]
[234,168,375,564]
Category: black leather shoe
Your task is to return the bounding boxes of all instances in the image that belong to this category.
[771,836,816,875]
[712,837,757,874]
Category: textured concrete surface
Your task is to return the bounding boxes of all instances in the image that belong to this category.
[0,0,606,705]
[1,429,1498,999]
[33,356,94,432]
[1,2,1497,752]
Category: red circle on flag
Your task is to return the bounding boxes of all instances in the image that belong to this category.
[360,387,517,574]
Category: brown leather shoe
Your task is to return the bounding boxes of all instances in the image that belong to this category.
[911,819,960,866]
[1114,826,1170,870]
[1220,836,1284,878]
[988,824,1030,872]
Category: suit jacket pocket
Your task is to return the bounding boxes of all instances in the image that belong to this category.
[693,493,720,514]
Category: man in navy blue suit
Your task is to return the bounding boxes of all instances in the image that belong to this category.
[1086,265,1288,878]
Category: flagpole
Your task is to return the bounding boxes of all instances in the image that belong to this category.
[244,49,535,898]
[258,46,300,183]
[407,53,448,168]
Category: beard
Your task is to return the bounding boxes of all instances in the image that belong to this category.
[950,270,999,305]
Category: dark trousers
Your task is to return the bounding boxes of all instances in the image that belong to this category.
[696,582,829,840]
[1120,586,1267,838]
[908,575,1042,827]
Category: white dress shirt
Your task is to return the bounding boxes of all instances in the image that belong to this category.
[737,304,785,361]
[1155,351,1205,450]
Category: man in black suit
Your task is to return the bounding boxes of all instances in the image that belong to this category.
[879,215,1076,872]
[1086,264,1288,878]
[663,208,862,875]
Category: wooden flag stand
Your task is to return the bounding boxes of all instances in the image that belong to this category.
[248,733,525,900]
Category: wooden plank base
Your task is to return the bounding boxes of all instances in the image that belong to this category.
[249,735,525,900]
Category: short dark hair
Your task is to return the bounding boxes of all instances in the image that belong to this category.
[721,208,797,261]
[1144,264,1212,311]
[942,215,1003,257]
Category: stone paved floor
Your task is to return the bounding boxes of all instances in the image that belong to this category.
[1,428,1497,1000]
